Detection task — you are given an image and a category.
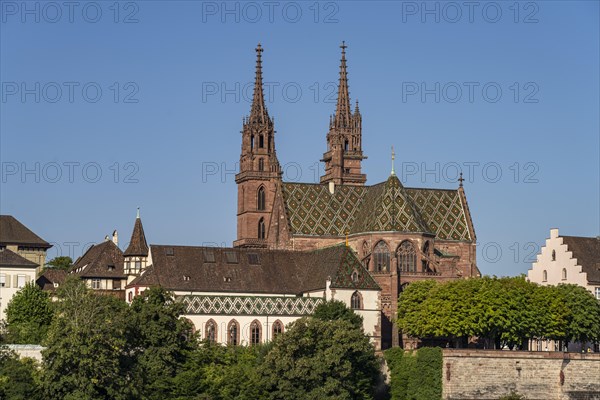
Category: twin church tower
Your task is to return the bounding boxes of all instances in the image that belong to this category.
[235,42,367,247]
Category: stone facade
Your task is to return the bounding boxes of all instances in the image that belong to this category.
[442,349,600,400]
[234,44,479,349]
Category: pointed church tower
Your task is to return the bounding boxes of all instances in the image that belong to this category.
[320,42,367,186]
[124,208,149,280]
[234,44,282,248]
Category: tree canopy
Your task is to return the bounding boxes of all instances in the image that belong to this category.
[4,281,54,344]
[397,277,600,348]
[260,316,379,400]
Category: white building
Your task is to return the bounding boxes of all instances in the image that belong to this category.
[126,241,382,349]
[528,228,600,299]
[0,215,52,320]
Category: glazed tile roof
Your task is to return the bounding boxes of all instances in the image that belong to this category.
[128,244,379,294]
[281,175,474,241]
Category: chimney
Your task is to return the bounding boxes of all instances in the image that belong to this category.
[112,230,118,246]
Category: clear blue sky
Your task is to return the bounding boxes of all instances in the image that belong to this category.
[1,1,598,277]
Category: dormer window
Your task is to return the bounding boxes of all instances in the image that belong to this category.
[351,270,359,283]
[108,265,115,272]
[183,275,190,281]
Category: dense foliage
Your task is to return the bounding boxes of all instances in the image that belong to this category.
[260,317,379,399]
[4,282,54,344]
[384,347,443,400]
[3,279,379,399]
[0,346,41,400]
[44,256,73,271]
[397,277,600,348]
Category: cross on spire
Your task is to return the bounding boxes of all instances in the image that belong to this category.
[333,41,352,128]
[249,43,269,124]
[458,172,465,187]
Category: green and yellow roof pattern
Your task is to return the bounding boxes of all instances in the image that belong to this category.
[281,175,473,241]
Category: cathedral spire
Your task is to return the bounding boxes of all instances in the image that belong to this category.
[334,41,352,128]
[249,43,269,124]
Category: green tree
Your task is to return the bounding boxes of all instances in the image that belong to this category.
[40,276,134,400]
[45,256,73,271]
[4,281,54,344]
[313,299,364,330]
[126,287,198,399]
[397,280,438,338]
[260,317,379,400]
[555,284,600,344]
[173,342,267,400]
[0,346,41,400]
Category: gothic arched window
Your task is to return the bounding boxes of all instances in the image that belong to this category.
[250,135,255,151]
[259,135,264,148]
[344,139,349,152]
[374,241,390,272]
[351,291,362,310]
[258,158,264,172]
[258,218,266,239]
[562,268,567,280]
[552,250,556,261]
[250,320,261,345]
[257,187,266,210]
[272,320,283,339]
[205,319,217,343]
[398,241,417,272]
[228,320,239,346]
[542,270,548,282]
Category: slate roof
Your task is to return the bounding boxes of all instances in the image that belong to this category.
[0,248,38,267]
[124,217,149,257]
[128,244,379,295]
[0,215,51,248]
[71,240,126,279]
[562,235,600,284]
[280,175,474,241]
[36,269,67,291]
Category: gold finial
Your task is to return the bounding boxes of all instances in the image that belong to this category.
[391,145,396,176]
[345,231,349,247]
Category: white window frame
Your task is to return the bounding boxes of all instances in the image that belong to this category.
[91,279,101,289]
[17,274,26,288]
[0,274,5,288]
[595,287,600,300]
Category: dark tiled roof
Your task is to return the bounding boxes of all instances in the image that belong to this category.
[0,248,38,267]
[0,215,51,248]
[71,240,126,279]
[124,217,148,257]
[36,269,67,291]
[280,177,474,241]
[562,236,600,284]
[128,244,379,294]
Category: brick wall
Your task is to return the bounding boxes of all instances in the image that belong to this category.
[442,349,600,400]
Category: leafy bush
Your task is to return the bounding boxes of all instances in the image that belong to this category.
[384,347,442,400]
